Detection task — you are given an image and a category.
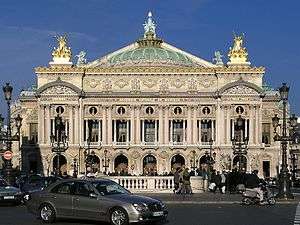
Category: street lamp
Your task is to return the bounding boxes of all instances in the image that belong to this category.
[102,149,110,174]
[272,82,298,199]
[205,138,216,181]
[190,150,199,172]
[50,114,68,177]
[1,83,22,185]
[231,115,248,171]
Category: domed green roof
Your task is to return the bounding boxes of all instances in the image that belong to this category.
[108,46,197,67]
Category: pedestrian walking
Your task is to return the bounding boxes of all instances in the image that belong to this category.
[220,171,227,194]
[182,168,192,194]
[173,168,180,194]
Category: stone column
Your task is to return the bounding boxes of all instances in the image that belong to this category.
[113,120,117,143]
[192,106,198,144]
[135,106,141,144]
[215,101,221,145]
[102,106,107,145]
[130,106,135,144]
[73,105,79,144]
[226,106,231,144]
[249,105,254,145]
[159,106,164,144]
[68,105,73,144]
[258,102,263,145]
[155,120,158,143]
[39,104,45,144]
[187,106,192,144]
[183,120,186,143]
[199,119,202,145]
[79,100,84,146]
[45,105,51,144]
[141,120,145,143]
[126,120,129,143]
[164,106,169,144]
[107,106,112,144]
[219,105,225,145]
[255,105,259,144]
[245,119,248,139]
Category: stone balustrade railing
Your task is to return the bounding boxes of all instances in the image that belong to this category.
[106,176,206,193]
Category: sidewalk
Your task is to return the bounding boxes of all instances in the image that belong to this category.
[144,192,300,205]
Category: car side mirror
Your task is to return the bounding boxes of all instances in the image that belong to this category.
[89,193,98,198]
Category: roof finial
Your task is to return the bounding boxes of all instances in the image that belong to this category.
[143,11,156,38]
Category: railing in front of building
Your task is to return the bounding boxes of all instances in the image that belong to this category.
[106,176,206,193]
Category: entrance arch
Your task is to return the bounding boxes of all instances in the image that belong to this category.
[53,155,67,175]
[171,154,185,172]
[143,155,157,176]
[86,154,100,173]
[233,155,247,171]
[114,154,128,174]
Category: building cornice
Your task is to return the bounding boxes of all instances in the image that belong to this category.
[35,65,265,75]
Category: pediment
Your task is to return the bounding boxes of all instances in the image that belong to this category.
[41,85,78,95]
[223,85,259,95]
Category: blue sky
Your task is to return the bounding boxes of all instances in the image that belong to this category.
[0,0,299,116]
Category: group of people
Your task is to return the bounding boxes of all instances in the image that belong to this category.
[208,168,266,203]
[173,166,193,194]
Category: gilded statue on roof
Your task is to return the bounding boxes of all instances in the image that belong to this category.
[52,35,72,59]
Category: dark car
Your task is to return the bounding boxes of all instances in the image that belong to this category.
[21,176,62,200]
[26,178,168,225]
[0,178,23,205]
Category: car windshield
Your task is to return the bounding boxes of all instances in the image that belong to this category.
[92,180,130,196]
[0,179,8,187]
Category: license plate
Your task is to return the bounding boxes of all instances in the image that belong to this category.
[153,211,164,217]
[4,196,14,200]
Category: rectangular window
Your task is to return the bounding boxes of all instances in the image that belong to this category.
[201,120,212,143]
[144,120,155,142]
[29,123,38,143]
[262,123,271,145]
[84,120,99,142]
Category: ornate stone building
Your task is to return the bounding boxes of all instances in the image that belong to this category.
[12,12,282,178]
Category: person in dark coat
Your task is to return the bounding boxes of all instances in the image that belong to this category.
[173,168,180,193]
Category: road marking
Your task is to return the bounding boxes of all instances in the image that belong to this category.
[294,202,300,225]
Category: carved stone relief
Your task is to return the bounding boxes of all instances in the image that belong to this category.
[131,79,141,93]
[142,78,157,88]
[102,79,112,92]
[223,85,258,95]
[86,79,99,88]
[114,79,129,89]
[171,78,185,88]
[159,79,169,93]
[42,86,77,95]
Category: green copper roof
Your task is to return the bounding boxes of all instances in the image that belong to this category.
[108,46,197,67]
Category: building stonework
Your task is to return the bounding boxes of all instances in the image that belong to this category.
[11,13,282,178]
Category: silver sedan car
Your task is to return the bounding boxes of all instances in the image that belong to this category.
[26,178,168,225]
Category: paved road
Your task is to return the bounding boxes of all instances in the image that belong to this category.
[0,203,297,225]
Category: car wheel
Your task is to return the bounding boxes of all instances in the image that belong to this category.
[110,207,129,225]
[39,204,56,223]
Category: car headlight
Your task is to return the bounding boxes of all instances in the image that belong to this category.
[133,203,148,212]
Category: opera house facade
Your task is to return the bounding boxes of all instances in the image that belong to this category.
[11,13,282,178]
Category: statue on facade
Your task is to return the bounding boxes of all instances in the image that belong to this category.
[143,11,156,37]
[76,51,87,65]
[228,33,250,65]
[52,35,72,59]
[213,51,224,66]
